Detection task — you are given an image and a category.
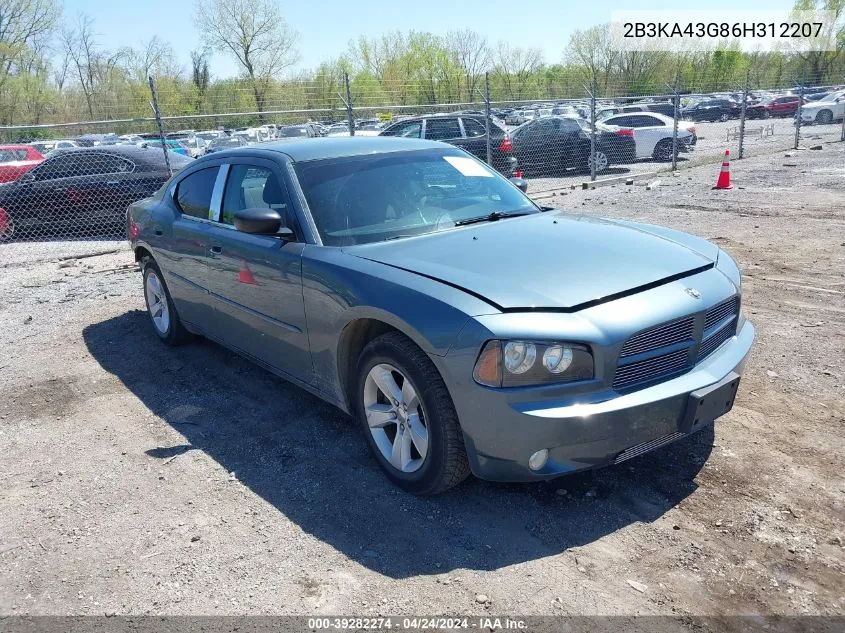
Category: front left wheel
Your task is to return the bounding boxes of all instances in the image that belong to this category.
[355,332,470,495]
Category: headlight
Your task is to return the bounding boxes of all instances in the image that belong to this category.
[473,340,593,387]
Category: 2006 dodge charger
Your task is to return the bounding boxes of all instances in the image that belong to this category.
[127,137,755,495]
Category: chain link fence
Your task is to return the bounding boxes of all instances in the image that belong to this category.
[0,71,842,259]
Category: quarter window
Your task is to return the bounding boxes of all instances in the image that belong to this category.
[220,165,289,226]
[461,118,487,137]
[176,167,218,219]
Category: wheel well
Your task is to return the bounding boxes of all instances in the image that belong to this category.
[337,318,398,411]
[134,246,152,263]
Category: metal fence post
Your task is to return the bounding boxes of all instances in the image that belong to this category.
[794,70,805,150]
[344,72,355,137]
[841,102,845,142]
[148,75,172,176]
[738,73,749,159]
[589,79,597,182]
[484,72,492,166]
[671,72,680,171]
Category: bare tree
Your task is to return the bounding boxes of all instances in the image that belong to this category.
[446,29,490,101]
[0,0,61,88]
[62,14,127,118]
[493,42,543,99]
[194,0,300,117]
[565,24,617,94]
[129,36,181,81]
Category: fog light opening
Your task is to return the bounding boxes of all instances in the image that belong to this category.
[528,449,549,471]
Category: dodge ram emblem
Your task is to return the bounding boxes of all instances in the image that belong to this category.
[685,287,702,299]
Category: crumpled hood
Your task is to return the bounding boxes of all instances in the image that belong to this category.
[345,211,717,311]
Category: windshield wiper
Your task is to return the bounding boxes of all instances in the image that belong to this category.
[454,210,531,227]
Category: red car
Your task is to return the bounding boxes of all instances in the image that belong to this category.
[0,145,45,183]
[746,95,804,119]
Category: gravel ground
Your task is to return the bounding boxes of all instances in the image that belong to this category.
[0,143,843,621]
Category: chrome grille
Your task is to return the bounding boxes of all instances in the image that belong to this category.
[619,316,695,358]
[698,324,735,360]
[612,295,740,392]
[704,297,739,331]
[613,432,685,464]
[613,348,689,391]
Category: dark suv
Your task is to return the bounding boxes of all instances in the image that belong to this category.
[379,114,516,174]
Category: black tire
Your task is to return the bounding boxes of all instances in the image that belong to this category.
[719,112,729,122]
[816,109,833,124]
[355,331,470,495]
[762,110,771,119]
[140,257,192,346]
[653,138,675,162]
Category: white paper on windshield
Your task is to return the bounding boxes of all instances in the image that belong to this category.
[443,156,494,177]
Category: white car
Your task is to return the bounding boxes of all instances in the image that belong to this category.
[602,112,696,161]
[799,90,845,125]
[504,111,528,125]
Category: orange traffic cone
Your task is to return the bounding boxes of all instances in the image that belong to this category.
[713,149,733,189]
[238,260,258,285]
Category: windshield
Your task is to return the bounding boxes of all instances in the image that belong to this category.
[295,148,539,246]
[574,118,614,133]
[210,138,242,147]
[820,91,844,102]
[280,127,309,137]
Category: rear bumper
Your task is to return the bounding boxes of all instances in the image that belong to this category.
[452,319,755,482]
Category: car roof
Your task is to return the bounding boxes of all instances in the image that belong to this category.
[210,137,447,163]
[46,144,191,167]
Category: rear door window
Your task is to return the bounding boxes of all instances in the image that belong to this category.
[176,167,219,219]
[424,118,462,141]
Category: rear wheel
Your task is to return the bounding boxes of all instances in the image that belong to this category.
[653,138,675,162]
[586,150,610,173]
[141,258,192,346]
[762,110,771,119]
[719,112,730,122]
[816,109,833,124]
[356,332,470,495]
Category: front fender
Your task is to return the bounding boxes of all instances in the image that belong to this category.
[301,246,497,408]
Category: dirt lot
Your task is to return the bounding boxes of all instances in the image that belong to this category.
[0,145,843,621]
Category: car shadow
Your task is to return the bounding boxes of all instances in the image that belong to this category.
[83,310,714,579]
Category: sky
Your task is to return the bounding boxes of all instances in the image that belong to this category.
[62,0,796,79]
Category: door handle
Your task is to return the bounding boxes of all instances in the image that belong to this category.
[210,245,223,254]
[105,180,120,185]
[154,228,163,236]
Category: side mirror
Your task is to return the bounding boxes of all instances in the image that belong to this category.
[509,177,528,193]
[233,207,294,239]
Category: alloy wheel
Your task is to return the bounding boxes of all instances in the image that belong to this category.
[588,151,609,173]
[363,363,428,473]
[145,270,170,335]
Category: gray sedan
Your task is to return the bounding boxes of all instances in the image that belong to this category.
[127,137,755,494]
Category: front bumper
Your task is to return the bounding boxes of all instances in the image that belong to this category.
[446,319,755,482]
